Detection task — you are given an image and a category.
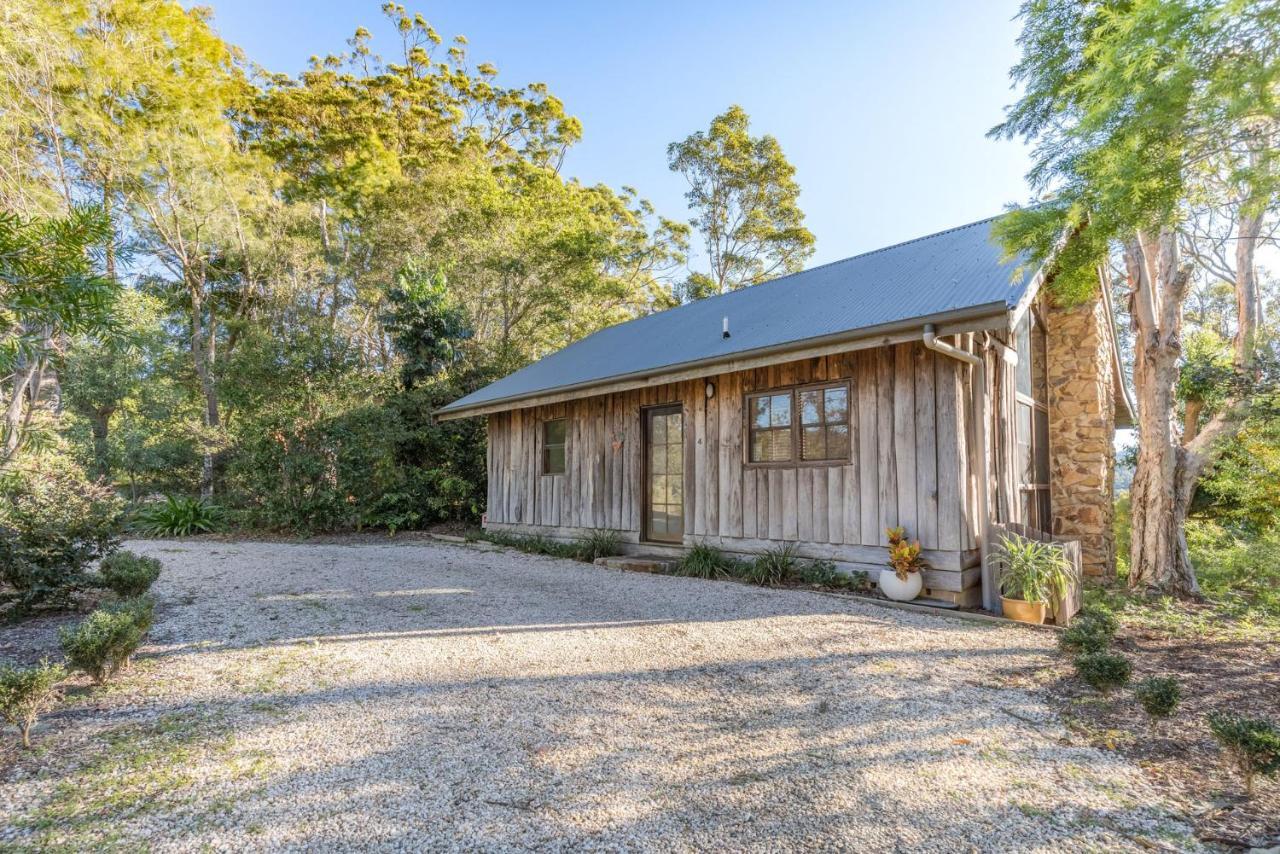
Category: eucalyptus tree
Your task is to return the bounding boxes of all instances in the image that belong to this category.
[991,0,1280,595]
[668,105,814,300]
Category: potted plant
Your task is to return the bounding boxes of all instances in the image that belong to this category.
[995,533,1072,624]
[878,527,925,601]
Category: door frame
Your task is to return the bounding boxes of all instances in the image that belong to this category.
[641,402,685,544]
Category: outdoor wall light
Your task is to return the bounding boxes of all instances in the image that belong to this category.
[705,381,716,399]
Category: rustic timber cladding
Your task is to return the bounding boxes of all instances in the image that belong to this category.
[1044,291,1118,577]
[485,340,984,599]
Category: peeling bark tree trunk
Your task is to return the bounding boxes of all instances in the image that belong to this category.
[1125,218,1259,597]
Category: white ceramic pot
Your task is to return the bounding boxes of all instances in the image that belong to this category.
[878,569,923,602]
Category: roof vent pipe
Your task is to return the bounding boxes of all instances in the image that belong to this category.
[922,323,996,614]
[722,316,730,339]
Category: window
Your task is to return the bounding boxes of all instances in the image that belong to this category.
[799,385,850,461]
[747,382,851,464]
[749,392,793,462]
[1014,311,1051,530]
[542,418,566,475]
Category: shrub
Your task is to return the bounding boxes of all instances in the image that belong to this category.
[0,453,125,610]
[1059,612,1117,654]
[676,544,730,579]
[1074,650,1132,693]
[745,543,801,586]
[133,495,223,538]
[59,597,155,684]
[572,530,623,563]
[1207,712,1280,796]
[795,559,839,586]
[0,659,66,749]
[995,533,1073,610]
[97,551,162,597]
[1133,676,1181,721]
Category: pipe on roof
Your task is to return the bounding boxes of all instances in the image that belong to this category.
[923,323,997,615]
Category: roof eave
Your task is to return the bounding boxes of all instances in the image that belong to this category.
[436,301,1011,421]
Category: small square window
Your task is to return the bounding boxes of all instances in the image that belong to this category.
[542,418,566,475]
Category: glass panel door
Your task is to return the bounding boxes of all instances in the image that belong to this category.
[644,405,684,543]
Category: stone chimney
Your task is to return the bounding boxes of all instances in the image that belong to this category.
[1044,288,1119,577]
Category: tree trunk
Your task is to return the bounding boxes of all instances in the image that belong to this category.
[89,408,113,479]
[1125,231,1201,597]
[188,284,220,498]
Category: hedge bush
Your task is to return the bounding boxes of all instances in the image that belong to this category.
[0,453,124,610]
[1133,676,1181,720]
[97,551,163,597]
[0,659,66,749]
[1207,712,1280,796]
[1074,650,1132,693]
[59,597,155,684]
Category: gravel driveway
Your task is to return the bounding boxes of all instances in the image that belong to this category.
[2,539,1196,852]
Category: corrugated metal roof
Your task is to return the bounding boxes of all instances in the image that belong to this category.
[440,215,1033,415]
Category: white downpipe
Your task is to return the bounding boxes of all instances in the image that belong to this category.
[923,324,997,614]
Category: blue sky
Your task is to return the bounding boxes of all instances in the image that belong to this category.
[202,0,1033,267]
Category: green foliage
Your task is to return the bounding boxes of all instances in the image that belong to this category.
[59,597,155,685]
[0,452,125,610]
[1207,712,1280,796]
[1100,505,1280,639]
[742,543,801,586]
[668,104,813,299]
[1074,650,1132,693]
[676,544,733,579]
[134,496,223,538]
[1133,676,1181,720]
[382,262,472,390]
[96,551,162,597]
[0,206,120,464]
[481,529,621,563]
[995,533,1073,611]
[0,658,66,749]
[571,530,623,563]
[991,0,1280,300]
[1060,620,1112,654]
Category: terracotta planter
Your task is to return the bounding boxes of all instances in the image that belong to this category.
[878,569,923,602]
[1001,596,1048,625]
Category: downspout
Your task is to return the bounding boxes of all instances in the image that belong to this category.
[923,324,997,614]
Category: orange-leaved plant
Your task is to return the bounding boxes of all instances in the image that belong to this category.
[886,527,925,582]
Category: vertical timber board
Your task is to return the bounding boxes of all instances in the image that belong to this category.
[813,467,829,542]
[768,468,783,540]
[720,372,743,539]
[936,342,963,551]
[961,335,978,550]
[485,415,496,521]
[533,408,544,526]
[743,435,758,538]
[683,382,696,538]
[755,469,768,539]
[705,378,720,536]
[782,468,799,541]
[876,346,898,545]
[826,465,843,544]
[857,350,879,544]
[796,467,814,542]
[894,343,918,538]
[914,346,939,550]
[509,408,522,525]
[693,383,707,536]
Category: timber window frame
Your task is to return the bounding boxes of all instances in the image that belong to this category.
[542,418,567,476]
[745,380,852,467]
[1014,309,1051,530]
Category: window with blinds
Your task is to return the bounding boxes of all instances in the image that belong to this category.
[746,382,851,465]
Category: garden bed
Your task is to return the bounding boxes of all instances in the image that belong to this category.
[1042,603,1279,850]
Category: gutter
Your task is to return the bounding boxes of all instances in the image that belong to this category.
[438,300,1011,421]
[922,323,998,615]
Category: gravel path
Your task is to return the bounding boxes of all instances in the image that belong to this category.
[1,539,1198,852]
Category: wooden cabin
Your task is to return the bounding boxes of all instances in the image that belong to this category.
[439,216,1132,610]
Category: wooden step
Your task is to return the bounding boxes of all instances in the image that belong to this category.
[593,555,676,574]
